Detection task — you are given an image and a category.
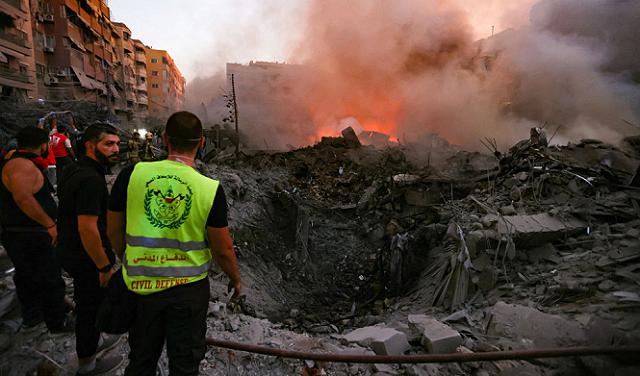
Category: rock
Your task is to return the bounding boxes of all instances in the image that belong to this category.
[527,243,560,264]
[516,172,528,181]
[598,280,616,291]
[342,326,410,355]
[341,126,361,147]
[484,213,586,247]
[466,230,499,257]
[373,364,397,374]
[500,205,517,216]
[208,302,227,318]
[488,301,586,347]
[408,315,462,354]
[406,364,445,376]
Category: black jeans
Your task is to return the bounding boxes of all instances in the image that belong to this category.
[60,256,105,359]
[55,156,73,186]
[1,231,66,329]
[125,278,209,376]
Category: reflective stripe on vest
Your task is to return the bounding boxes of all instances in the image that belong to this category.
[122,160,219,295]
[126,234,207,252]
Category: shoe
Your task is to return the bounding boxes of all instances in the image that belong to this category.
[49,316,75,334]
[96,334,122,357]
[76,355,125,375]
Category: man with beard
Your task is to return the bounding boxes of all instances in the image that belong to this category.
[0,127,71,332]
[57,123,123,375]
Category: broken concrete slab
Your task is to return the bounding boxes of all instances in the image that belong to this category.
[483,213,586,247]
[341,126,361,147]
[408,314,462,354]
[488,301,586,347]
[342,326,410,355]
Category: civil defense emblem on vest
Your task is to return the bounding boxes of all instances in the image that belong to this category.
[144,175,193,229]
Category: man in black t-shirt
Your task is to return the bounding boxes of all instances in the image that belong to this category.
[57,124,124,375]
[108,112,241,375]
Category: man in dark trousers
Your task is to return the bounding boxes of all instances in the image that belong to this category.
[0,127,71,332]
[57,123,123,375]
[107,111,241,375]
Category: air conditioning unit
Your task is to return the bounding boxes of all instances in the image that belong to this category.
[44,46,54,52]
[44,74,59,85]
[55,69,67,76]
[44,14,55,22]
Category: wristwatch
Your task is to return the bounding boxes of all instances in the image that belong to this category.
[98,264,113,273]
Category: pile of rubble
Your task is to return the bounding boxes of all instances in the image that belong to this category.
[0,127,639,375]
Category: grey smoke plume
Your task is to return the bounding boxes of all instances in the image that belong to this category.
[186,0,639,150]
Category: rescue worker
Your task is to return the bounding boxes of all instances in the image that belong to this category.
[57,123,123,375]
[0,127,71,332]
[127,132,142,165]
[107,111,241,375]
[141,132,155,161]
[50,126,75,185]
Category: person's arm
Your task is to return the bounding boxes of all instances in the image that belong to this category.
[3,159,57,243]
[64,138,74,158]
[107,165,134,262]
[78,215,113,286]
[207,226,241,296]
[107,210,125,261]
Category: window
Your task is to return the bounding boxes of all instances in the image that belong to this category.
[151,71,158,76]
[162,57,168,64]
[150,58,158,63]
[19,65,28,75]
[152,83,159,88]
[36,64,45,79]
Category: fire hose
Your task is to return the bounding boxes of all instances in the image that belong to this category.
[206,338,640,364]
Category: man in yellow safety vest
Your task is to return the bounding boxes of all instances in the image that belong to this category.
[107,111,241,375]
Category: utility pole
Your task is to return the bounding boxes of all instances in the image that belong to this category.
[231,73,239,155]
[491,25,495,37]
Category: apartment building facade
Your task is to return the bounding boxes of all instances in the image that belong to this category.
[146,47,185,122]
[0,0,36,100]
[0,0,184,128]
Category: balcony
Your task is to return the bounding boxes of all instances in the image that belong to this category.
[0,64,31,84]
[122,39,133,53]
[0,28,29,48]
[137,67,146,77]
[135,52,145,63]
[93,44,104,59]
[1,0,23,11]
[64,0,79,13]
[136,83,147,92]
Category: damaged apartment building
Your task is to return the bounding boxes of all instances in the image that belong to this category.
[0,0,185,128]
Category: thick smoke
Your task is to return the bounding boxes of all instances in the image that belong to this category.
[187,0,639,150]
[294,0,639,148]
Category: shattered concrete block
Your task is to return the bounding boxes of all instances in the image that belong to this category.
[341,126,361,147]
[465,230,499,257]
[408,315,462,353]
[488,301,586,347]
[370,330,410,356]
[484,213,586,247]
[342,326,409,355]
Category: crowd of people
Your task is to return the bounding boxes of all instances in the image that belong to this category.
[0,112,241,375]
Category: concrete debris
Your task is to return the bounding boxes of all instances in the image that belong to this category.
[2,119,640,375]
[341,126,362,148]
[486,213,587,247]
[488,301,586,347]
[342,325,410,355]
[408,314,462,354]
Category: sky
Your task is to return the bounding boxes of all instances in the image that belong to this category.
[108,0,308,82]
[108,0,536,83]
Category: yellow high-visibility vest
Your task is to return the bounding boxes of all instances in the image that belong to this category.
[122,160,218,295]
